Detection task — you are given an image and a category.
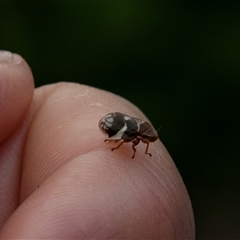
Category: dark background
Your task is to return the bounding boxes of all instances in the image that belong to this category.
[1,1,240,238]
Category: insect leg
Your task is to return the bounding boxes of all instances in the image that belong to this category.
[144,141,152,157]
[111,139,125,151]
[131,138,140,158]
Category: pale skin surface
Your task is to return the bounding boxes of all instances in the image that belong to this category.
[0,51,195,239]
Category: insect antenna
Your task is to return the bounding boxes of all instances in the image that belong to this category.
[156,125,163,132]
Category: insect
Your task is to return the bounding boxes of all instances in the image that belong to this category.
[99,112,158,158]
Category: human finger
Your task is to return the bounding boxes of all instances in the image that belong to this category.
[0,83,194,238]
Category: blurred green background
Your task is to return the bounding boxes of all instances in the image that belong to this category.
[1,1,240,238]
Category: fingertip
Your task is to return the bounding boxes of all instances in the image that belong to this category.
[0,51,34,143]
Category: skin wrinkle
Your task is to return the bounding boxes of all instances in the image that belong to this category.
[106,158,171,237]
[139,155,190,237]
[93,142,186,237]
[150,147,182,195]
[56,197,106,238]
[18,85,60,200]
[22,140,99,201]
[74,152,158,238]
[44,158,136,238]
[20,84,97,201]
[131,181,163,220]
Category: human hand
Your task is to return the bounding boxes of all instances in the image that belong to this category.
[0,51,194,238]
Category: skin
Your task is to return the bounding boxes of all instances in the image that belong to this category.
[0,51,195,239]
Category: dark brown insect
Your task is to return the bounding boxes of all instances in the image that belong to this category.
[99,112,158,158]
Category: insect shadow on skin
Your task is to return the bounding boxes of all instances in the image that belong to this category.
[99,112,159,158]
